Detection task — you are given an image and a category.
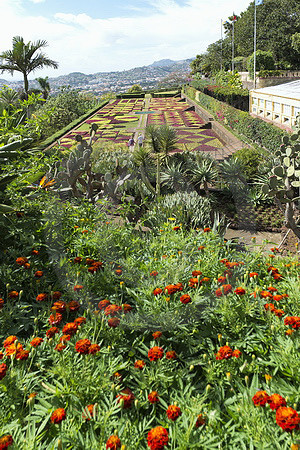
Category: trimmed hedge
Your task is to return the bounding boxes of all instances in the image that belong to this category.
[183,86,287,152]
[191,80,249,111]
[116,93,145,99]
[33,100,109,152]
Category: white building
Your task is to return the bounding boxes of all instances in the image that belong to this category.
[249,80,300,130]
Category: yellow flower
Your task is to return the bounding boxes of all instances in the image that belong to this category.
[168,217,176,221]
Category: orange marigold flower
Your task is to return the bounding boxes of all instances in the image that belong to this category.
[30,337,43,347]
[31,249,39,255]
[150,271,158,276]
[52,301,66,313]
[89,344,101,354]
[62,322,78,336]
[216,345,233,360]
[0,434,13,448]
[0,298,4,309]
[60,334,71,343]
[286,329,294,336]
[189,277,201,288]
[148,346,164,361]
[74,317,86,325]
[105,304,122,317]
[0,352,3,359]
[264,303,275,312]
[75,339,91,354]
[48,312,63,326]
[117,387,135,409]
[274,309,285,318]
[267,394,287,411]
[201,277,210,283]
[8,291,19,298]
[15,349,30,360]
[55,343,66,352]
[3,335,17,348]
[267,286,278,292]
[0,363,8,381]
[198,245,206,250]
[50,408,66,424]
[46,327,59,338]
[82,404,96,421]
[166,404,182,421]
[115,269,122,276]
[260,290,273,299]
[173,225,181,231]
[164,283,183,295]
[108,317,120,328]
[273,273,283,281]
[192,270,202,277]
[74,285,83,291]
[275,406,300,432]
[98,299,111,310]
[153,288,163,295]
[273,294,283,302]
[218,276,227,284]
[180,294,191,304]
[122,303,133,314]
[36,293,48,302]
[232,349,242,358]
[73,257,82,263]
[86,258,95,265]
[67,301,80,311]
[152,331,162,340]
[195,413,206,428]
[52,291,62,300]
[203,227,211,232]
[234,287,246,295]
[34,271,43,278]
[134,359,146,370]
[166,350,177,360]
[252,390,269,407]
[148,391,159,404]
[249,272,258,278]
[147,426,168,450]
[106,434,121,449]
[16,257,28,266]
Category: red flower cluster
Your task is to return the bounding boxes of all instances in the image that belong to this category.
[134,360,146,370]
[106,434,121,449]
[215,284,232,297]
[147,426,168,450]
[148,391,159,404]
[252,390,269,406]
[276,406,300,432]
[30,337,43,347]
[153,288,163,296]
[0,363,7,380]
[215,345,241,360]
[166,350,177,360]
[164,283,183,295]
[0,434,13,449]
[148,346,164,361]
[75,339,91,354]
[166,404,182,421]
[284,316,300,330]
[234,287,246,295]
[50,408,66,424]
[195,413,206,428]
[267,266,283,281]
[180,294,191,304]
[116,387,135,409]
[152,331,162,340]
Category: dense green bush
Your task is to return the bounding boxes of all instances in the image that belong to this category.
[184,86,287,151]
[233,147,270,180]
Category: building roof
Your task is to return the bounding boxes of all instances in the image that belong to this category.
[250,80,300,101]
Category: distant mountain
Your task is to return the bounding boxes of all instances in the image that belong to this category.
[0,57,194,96]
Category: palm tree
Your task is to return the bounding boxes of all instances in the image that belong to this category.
[0,36,58,98]
[36,76,51,99]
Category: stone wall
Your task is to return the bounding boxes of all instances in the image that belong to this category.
[239,71,300,90]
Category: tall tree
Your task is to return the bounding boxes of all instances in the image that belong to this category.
[36,76,51,99]
[0,36,58,98]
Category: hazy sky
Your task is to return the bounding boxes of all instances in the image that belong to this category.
[0,0,252,80]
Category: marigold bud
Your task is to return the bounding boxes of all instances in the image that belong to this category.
[205,384,211,393]
[245,376,249,387]
[57,439,63,450]
[226,372,232,381]
[189,365,194,371]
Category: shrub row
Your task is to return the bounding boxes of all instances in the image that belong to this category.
[116,93,145,99]
[191,80,249,111]
[184,86,287,151]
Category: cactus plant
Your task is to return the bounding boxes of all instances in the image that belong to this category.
[261,119,300,239]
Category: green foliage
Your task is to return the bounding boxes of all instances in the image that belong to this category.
[127,84,143,93]
[214,71,243,89]
[233,147,270,180]
[247,50,275,79]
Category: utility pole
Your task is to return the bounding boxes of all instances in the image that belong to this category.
[253,1,257,88]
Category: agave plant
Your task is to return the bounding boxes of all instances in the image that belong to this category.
[160,160,192,193]
[189,155,218,197]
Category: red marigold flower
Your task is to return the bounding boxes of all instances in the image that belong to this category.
[148,346,164,361]
[232,349,242,358]
[89,344,101,354]
[153,288,163,296]
[147,426,168,450]
[223,284,232,295]
[267,286,278,292]
[8,291,19,298]
[105,304,122,317]
[218,276,227,284]
[122,303,133,314]
[275,406,300,432]
[106,434,121,449]
[284,316,300,329]
[31,249,39,255]
[148,391,159,404]
[273,273,283,281]
[189,277,201,288]
[164,283,183,295]
[273,294,283,302]
[48,312,63,326]
[74,285,83,291]
[173,225,181,231]
[203,227,211,232]
[166,404,182,421]
[74,317,86,325]
[55,343,66,352]
[36,293,48,302]
[34,271,43,278]
[82,404,96,421]
[115,269,122,276]
[108,318,120,328]
[134,360,146,370]
[62,322,78,336]
[180,294,191,304]
[150,271,158,277]
[75,339,91,354]
[73,257,82,263]
[0,434,13,448]
[166,350,177,360]
[117,387,135,409]
[98,299,111,310]
[274,309,285,318]
[86,258,95,265]
[0,298,4,309]
[3,335,17,348]
[216,345,233,360]
[52,301,66,312]
[201,277,210,283]
[198,245,206,250]
[252,391,269,407]
[46,327,59,338]
[0,363,8,380]
[16,257,28,266]
[30,337,43,347]
[192,270,202,277]
[0,352,3,359]
[267,394,287,411]
[234,287,246,295]
[50,408,66,424]
[152,331,162,340]
[67,301,80,311]
[24,262,31,269]
[195,413,206,428]
[15,349,30,360]
[52,291,62,300]
[249,272,258,278]
[60,334,71,343]
[5,342,23,356]
[264,303,275,312]
[260,290,273,299]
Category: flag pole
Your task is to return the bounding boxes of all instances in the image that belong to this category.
[253,1,257,88]
[221,19,223,70]
[232,15,235,72]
